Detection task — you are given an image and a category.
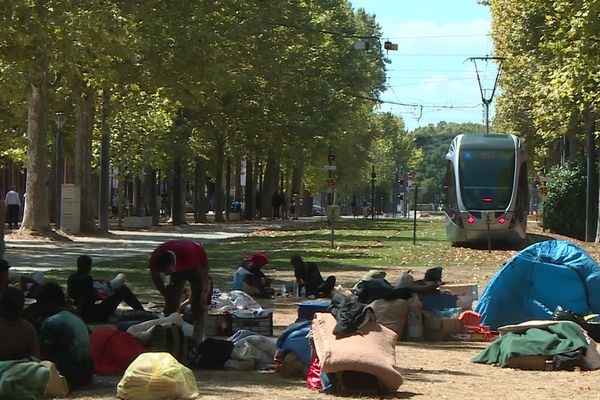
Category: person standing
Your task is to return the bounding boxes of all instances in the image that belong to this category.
[271,191,282,219]
[351,195,358,218]
[4,187,20,230]
[148,239,211,344]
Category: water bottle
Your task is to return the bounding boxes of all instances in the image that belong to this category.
[300,285,306,298]
[407,311,423,341]
[280,285,287,297]
[293,282,299,298]
[406,293,423,341]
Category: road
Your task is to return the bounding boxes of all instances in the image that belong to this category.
[3,222,277,272]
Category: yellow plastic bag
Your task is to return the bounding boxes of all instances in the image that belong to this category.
[117,352,199,400]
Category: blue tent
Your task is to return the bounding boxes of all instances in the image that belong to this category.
[475,240,600,330]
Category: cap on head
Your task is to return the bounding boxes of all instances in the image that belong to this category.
[247,253,268,267]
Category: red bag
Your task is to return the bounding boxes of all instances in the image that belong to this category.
[90,328,147,375]
[306,356,322,390]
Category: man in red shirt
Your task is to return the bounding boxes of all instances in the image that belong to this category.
[149,240,211,343]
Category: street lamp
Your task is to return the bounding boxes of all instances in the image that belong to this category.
[371,165,376,220]
[55,112,65,230]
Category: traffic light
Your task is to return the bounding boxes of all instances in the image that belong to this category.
[328,153,336,161]
[541,166,548,176]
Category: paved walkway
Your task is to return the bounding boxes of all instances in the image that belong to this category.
[3,221,284,272]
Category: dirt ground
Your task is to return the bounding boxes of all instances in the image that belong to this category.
[75,225,600,399]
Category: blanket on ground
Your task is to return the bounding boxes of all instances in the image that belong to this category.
[473,321,588,367]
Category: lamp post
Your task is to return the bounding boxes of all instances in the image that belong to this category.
[54,112,66,230]
[371,165,376,220]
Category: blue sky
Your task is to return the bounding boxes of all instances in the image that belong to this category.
[350,0,498,131]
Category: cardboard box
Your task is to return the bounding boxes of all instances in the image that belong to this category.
[444,284,478,310]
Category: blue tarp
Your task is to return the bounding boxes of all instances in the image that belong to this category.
[475,240,600,330]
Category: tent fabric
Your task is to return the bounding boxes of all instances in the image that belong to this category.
[475,240,600,330]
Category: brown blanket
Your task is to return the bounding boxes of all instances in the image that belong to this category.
[312,312,402,391]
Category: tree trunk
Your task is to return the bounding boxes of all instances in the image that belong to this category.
[143,167,158,225]
[194,157,208,222]
[98,88,111,232]
[260,152,279,218]
[292,156,304,196]
[302,186,313,217]
[172,157,187,225]
[234,157,242,201]
[133,176,142,216]
[226,157,231,221]
[74,86,96,232]
[244,158,254,220]
[214,136,225,222]
[253,157,261,218]
[22,68,49,232]
[584,104,598,242]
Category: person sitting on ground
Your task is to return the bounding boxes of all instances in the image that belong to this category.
[232,253,274,299]
[291,255,336,297]
[67,255,145,323]
[37,283,94,389]
[0,287,40,361]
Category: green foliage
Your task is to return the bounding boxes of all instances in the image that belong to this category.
[542,159,586,240]
[490,0,600,161]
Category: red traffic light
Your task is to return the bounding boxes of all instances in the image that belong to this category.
[328,154,336,161]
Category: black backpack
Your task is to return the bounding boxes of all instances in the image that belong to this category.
[149,324,190,366]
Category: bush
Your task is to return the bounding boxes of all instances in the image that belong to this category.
[541,159,586,240]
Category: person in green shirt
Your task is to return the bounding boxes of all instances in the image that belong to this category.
[37,283,94,390]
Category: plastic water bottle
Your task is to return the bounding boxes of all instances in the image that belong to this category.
[406,294,423,341]
[293,282,299,298]
[280,285,287,297]
[300,286,306,298]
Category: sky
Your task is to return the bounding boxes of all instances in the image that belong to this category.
[350,0,499,131]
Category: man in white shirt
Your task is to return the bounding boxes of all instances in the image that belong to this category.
[5,187,21,230]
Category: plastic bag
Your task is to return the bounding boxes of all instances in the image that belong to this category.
[394,270,414,289]
[117,352,198,400]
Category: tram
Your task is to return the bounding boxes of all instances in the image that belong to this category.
[444,134,528,245]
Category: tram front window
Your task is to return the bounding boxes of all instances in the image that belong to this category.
[459,149,515,210]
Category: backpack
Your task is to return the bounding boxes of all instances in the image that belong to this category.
[90,328,147,375]
[149,324,190,366]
